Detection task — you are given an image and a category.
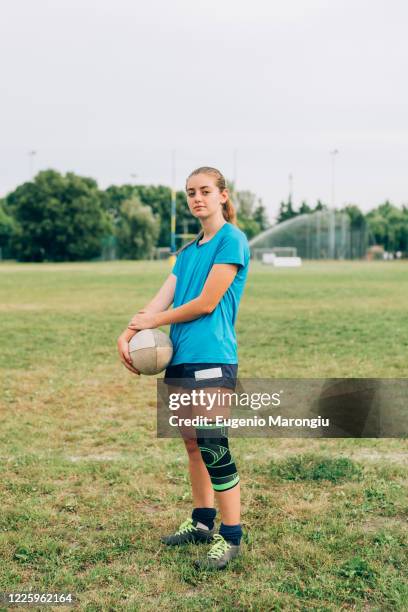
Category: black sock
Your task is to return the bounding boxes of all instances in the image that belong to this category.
[192,507,217,530]
[219,522,242,545]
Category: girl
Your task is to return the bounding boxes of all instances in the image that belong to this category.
[117,166,250,570]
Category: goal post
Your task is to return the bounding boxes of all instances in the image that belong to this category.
[252,247,297,260]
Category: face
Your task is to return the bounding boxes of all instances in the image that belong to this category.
[185,173,228,221]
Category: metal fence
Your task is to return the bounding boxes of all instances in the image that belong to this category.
[249,211,368,260]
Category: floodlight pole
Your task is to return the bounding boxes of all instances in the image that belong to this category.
[329,149,339,259]
[233,148,238,189]
[288,173,293,202]
[170,150,177,264]
[28,150,37,179]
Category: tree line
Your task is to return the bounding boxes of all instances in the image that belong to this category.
[277,198,408,255]
[0,170,269,262]
[1,169,406,261]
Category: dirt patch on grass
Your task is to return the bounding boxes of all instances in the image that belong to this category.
[345,449,408,464]
[133,503,162,514]
[67,453,125,462]
[0,303,49,312]
[276,488,332,519]
[243,440,408,466]
[360,516,407,532]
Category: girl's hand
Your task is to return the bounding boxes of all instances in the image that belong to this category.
[117,332,140,375]
[128,312,158,331]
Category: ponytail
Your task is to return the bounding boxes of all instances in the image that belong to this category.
[221,196,237,224]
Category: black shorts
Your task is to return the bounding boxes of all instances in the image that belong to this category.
[164,362,238,390]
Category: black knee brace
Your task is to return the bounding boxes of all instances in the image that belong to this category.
[196,424,240,492]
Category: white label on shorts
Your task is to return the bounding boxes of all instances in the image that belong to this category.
[194,367,223,381]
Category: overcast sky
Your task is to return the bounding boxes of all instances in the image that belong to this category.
[1,0,407,220]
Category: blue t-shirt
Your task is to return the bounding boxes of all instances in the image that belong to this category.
[169,222,250,365]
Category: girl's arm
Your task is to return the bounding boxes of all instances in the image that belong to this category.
[137,273,177,313]
[127,264,238,330]
[117,273,177,374]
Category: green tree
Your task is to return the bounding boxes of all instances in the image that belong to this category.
[6,170,112,261]
[314,200,327,212]
[230,186,270,239]
[253,201,270,231]
[0,199,17,258]
[103,184,200,247]
[235,191,260,238]
[116,197,160,259]
[366,212,387,246]
[101,184,138,222]
[366,200,408,252]
[277,197,297,223]
[341,204,365,228]
[299,201,312,215]
[234,189,256,218]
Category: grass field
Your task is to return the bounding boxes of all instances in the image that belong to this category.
[0,260,407,611]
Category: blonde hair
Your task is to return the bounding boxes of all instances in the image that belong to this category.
[177,166,237,254]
